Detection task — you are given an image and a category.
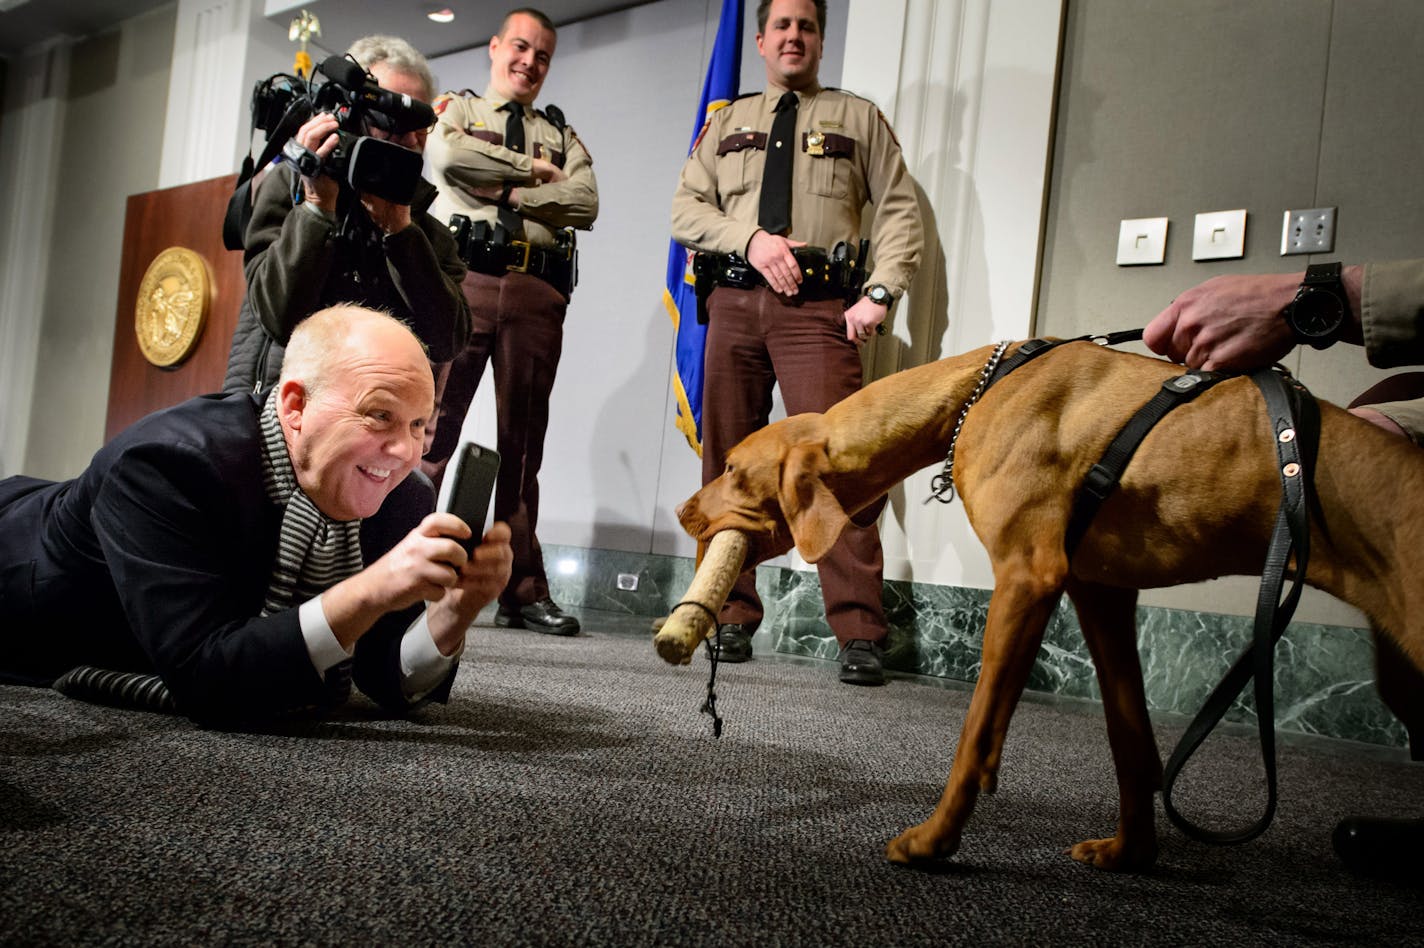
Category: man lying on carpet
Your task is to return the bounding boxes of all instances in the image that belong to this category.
[0,305,512,726]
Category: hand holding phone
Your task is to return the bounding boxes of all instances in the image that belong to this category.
[442,442,500,554]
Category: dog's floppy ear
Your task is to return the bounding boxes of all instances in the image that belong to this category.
[779,440,848,563]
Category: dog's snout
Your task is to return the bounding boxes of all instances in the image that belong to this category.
[675,497,706,534]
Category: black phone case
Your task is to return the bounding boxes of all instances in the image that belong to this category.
[444,442,500,552]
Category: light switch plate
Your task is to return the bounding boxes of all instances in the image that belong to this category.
[1193,209,1247,260]
[1281,207,1336,255]
[1116,217,1169,266]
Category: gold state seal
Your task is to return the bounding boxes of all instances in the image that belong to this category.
[135,246,211,367]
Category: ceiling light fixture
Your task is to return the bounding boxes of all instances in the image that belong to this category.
[427,7,455,23]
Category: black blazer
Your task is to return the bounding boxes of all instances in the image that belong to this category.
[0,390,446,724]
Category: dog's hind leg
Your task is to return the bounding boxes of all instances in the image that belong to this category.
[1065,579,1162,871]
[1372,628,1424,761]
[885,565,1060,865]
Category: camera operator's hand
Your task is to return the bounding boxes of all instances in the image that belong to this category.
[360,193,413,236]
[296,112,343,212]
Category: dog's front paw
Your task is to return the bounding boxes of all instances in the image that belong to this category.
[1067,835,1157,872]
[885,822,961,865]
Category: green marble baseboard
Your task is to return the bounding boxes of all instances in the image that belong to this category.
[542,543,1404,749]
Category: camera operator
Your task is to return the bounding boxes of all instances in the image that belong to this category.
[224,35,469,456]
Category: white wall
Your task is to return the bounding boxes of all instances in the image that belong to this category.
[845,0,1063,590]
[0,41,69,478]
[7,6,178,480]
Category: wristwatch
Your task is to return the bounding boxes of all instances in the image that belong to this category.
[864,284,893,307]
[1282,262,1349,350]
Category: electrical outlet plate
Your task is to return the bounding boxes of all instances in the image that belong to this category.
[1192,209,1247,261]
[1281,207,1336,255]
[616,573,638,591]
[1115,217,1168,266]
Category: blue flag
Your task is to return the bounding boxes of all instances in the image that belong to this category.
[664,0,743,455]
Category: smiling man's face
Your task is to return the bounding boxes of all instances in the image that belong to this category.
[488,12,556,105]
[282,314,434,522]
[757,0,823,91]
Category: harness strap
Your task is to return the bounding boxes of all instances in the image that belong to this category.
[1160,366,1319,844]
[1064,370,1228,560]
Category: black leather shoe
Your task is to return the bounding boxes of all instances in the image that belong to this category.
[715,624,753,663]
[838,639,885,686]
[1333,816,1424,880]
[497,597,581,636]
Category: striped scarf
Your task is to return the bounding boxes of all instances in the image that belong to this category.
[258,390,365,616]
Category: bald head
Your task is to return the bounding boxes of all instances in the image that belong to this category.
[281,306,429,400]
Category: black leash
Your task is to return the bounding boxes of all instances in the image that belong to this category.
[988,328,1148,388]
[1160,366,1319,844]
[672,599,724,738]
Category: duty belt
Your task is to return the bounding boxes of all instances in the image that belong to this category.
[694,246,863,303]
[448,214,578,298]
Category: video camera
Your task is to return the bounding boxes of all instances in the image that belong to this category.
[251,54,436,206]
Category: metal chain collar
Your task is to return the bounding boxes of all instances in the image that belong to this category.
[926,340,1012,505]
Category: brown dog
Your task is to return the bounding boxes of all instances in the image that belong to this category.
[671,340,1424,871]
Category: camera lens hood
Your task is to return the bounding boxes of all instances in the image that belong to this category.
[346,137,423,205]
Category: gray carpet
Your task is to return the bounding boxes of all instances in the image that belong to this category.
[2,612,1422,946]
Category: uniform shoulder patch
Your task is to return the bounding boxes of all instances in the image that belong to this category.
[824,88,901,147]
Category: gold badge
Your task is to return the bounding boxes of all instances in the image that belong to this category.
[134,246,211,368]
[805,130,825,156]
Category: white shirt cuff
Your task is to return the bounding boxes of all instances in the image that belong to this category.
[300,596,352,675]
[303,200,336,222]
[399,610,464,701]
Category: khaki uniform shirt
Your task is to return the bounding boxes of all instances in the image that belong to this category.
[427,87,599,248]
[1361,258,1424,441]
[671,81,922,297]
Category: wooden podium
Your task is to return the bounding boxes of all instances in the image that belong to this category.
[105,175,245,441]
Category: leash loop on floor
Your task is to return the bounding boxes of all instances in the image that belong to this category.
[673,599,725,738]
[1160,365,1319,844]
[701,636,723,738]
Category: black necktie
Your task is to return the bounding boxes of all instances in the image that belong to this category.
[758,91,798,235]
[503,101,526,153]
[499,101,526,236]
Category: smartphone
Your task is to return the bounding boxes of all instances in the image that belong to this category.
[442,441,500,553]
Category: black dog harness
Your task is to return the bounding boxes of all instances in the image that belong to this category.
[932,332,1321,844]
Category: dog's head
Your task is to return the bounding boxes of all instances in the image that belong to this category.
[676,414,850,566]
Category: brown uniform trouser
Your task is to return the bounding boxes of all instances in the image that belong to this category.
[701,285,887,645]
[424,270,568,610]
